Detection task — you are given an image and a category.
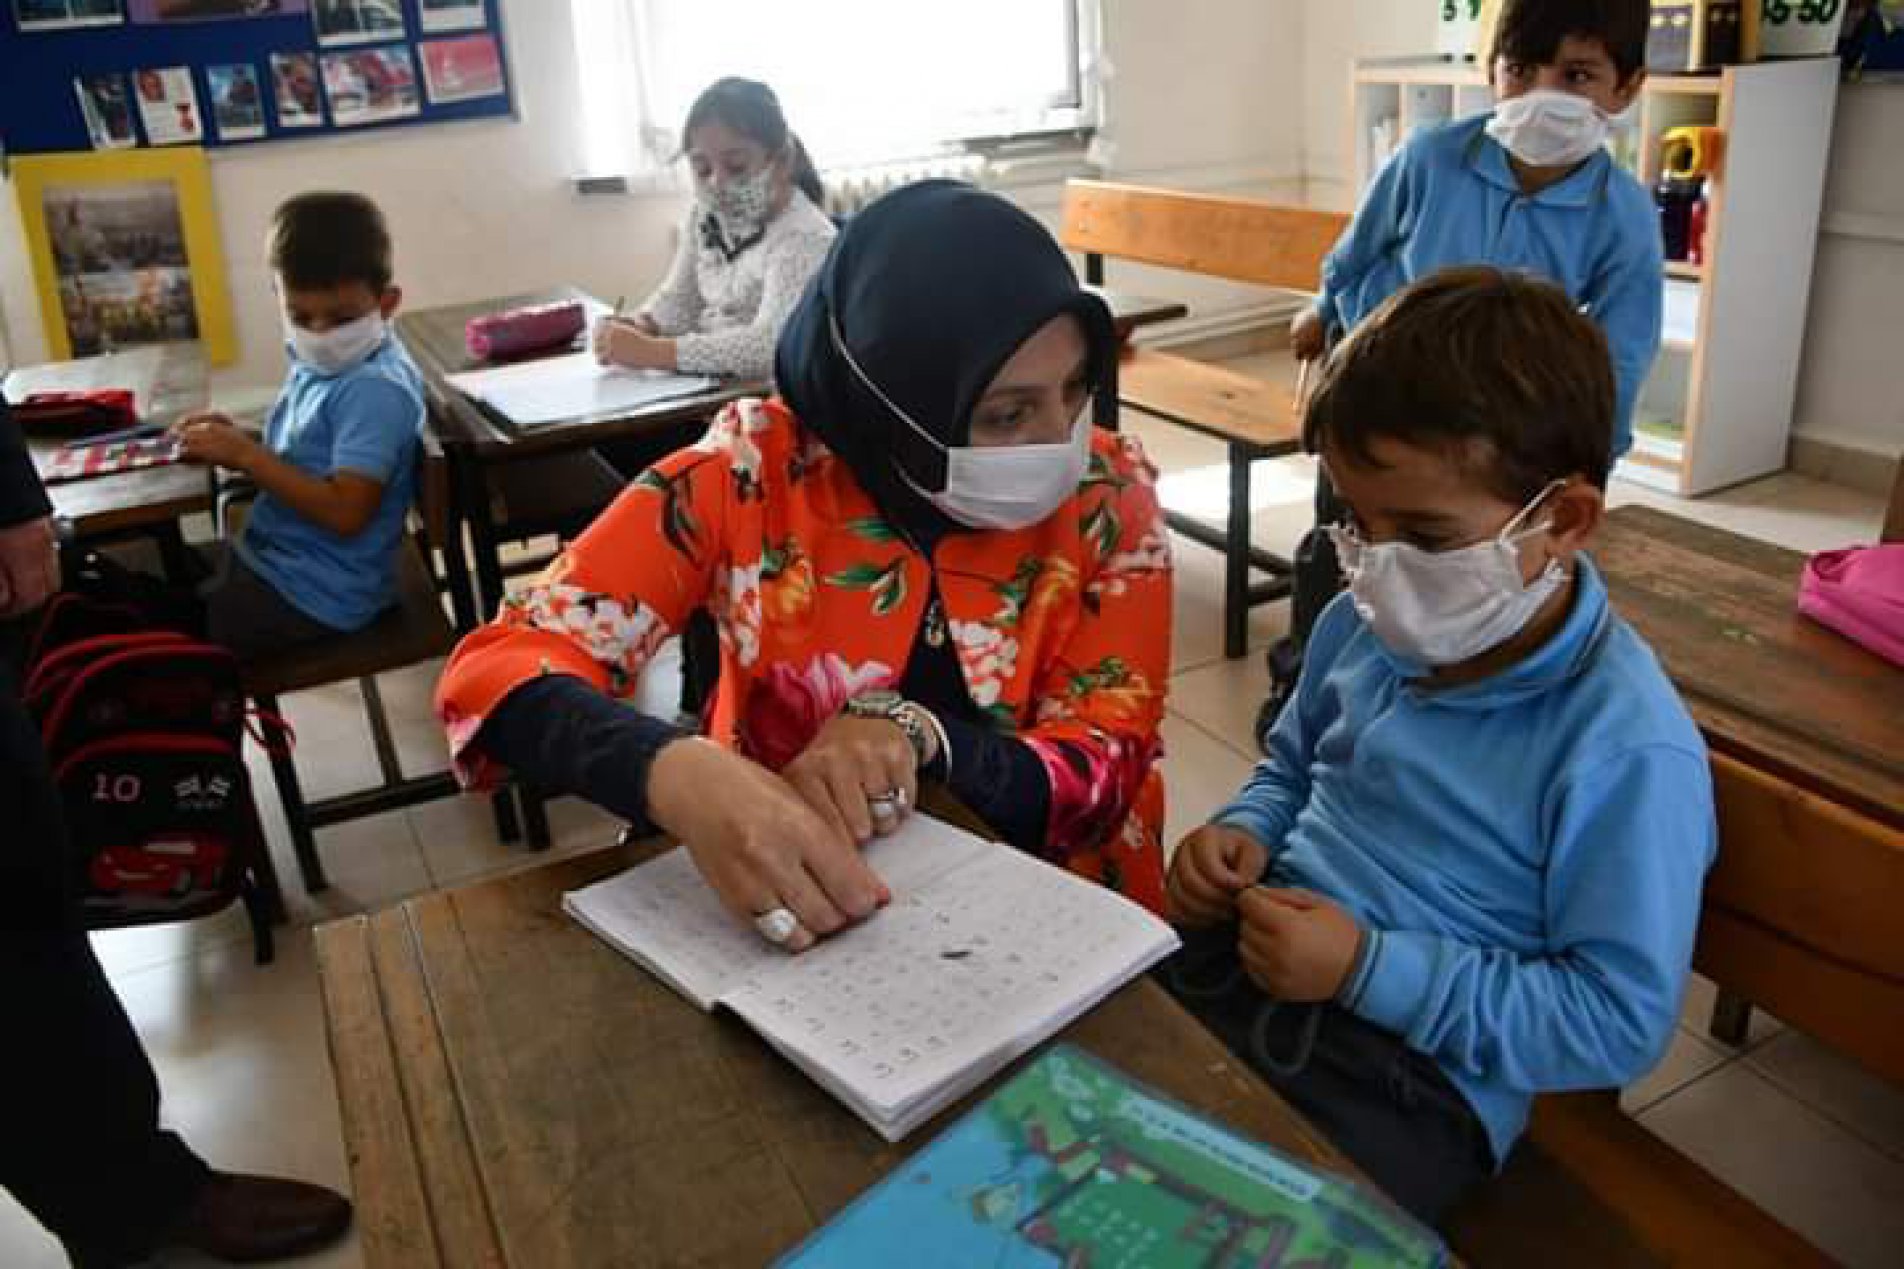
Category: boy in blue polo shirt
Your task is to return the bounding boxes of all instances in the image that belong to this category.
[1266,0,1662,726]
[1164,268,1713,1224]
[176,192,424,657]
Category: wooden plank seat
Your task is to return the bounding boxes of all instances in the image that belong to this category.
[1446,751,1904,1265]
[1061,180,1347,657]
[244,537,459,893]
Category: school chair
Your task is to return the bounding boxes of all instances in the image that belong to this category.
[1059,180,1348,658]
[232,455,464,892]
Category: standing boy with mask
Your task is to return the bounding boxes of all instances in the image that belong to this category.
[176,192,424,657]
[1163,269,1711,1225]
[1263,0,1660,729]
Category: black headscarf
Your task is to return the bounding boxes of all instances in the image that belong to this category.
[775,180,1117,539]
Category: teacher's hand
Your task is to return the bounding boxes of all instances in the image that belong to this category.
[784,714,920,846]
[647,736,890,952]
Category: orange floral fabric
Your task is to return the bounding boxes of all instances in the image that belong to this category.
[435,397,1173,911]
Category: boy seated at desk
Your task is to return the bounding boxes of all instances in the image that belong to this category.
[1160,267,1715,1225]
[174,192,425,658]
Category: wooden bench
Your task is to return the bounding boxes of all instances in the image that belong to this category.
[1447,751,1904,1266]
[1060,179,1348,657]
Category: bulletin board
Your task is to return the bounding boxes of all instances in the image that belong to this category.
[0,0,515,158]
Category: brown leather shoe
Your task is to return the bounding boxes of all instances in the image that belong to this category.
[161,1171,353,1263]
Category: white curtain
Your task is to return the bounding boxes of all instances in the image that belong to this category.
[571,0,1095,178]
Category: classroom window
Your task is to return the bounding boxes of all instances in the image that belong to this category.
[570,0,1098,180]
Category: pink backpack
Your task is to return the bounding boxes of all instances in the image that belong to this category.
[1798,545,1904,668]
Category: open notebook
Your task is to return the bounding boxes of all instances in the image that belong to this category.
[444,351,716,428]
[563,815,1181,1142]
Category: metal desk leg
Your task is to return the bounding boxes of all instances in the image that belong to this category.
[1224,442,1252,660]
[436,478,479,633]
[456,447,508,619]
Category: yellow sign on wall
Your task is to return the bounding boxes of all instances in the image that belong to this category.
[11,147,237,367]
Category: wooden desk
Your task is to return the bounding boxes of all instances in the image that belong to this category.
[1595,505,1904,831]
[5,344,214,542]
[396,289,760,625]
[315,842,1370,1268]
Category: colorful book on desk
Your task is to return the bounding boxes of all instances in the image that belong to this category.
[444,351,717,428]
[777,1046,1448,1268]
[562,815,1181,1142]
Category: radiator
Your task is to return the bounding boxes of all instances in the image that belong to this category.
[821,153,989,216]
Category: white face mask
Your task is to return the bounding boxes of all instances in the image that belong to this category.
[830,312,1091,532]
[696,163,777,243]
[284,309,386,376]
[1486,89,1610,168]
[1327,481,1569,667]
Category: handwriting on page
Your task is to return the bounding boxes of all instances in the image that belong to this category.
[725,846,1166,1118]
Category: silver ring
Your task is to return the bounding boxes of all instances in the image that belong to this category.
[868,787,907,820]
[753,906,800,945]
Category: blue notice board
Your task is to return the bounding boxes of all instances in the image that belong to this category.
[0,0,514,157]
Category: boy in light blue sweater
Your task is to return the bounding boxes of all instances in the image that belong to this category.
[1163,267,1714,1224]
[1265,0,1663,729]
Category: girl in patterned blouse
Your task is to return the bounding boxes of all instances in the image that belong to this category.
[592,77,837,382]
[440,181,1173,952]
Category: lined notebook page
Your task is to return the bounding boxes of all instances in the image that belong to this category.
[562,814,998,1009]
[723,844,1179,1134]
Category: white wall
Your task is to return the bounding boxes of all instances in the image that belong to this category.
[1790,84,1904,463]
[1301,0,1438,208]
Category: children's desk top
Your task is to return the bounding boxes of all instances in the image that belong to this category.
[6,343,213,538]
[313,832,1494,1269]
[396,285,1188,460]
[1595,504,1904,831]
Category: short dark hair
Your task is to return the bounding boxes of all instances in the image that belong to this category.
[1303,266,1615,502]
[268,191,392,293]
[1492,0,1651,82]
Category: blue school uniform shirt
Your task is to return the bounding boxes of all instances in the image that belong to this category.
[238,335,425,631]
[1212,559,1714,1165]
[1318,114,1663,458]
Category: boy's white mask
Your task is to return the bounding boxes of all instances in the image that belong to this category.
[1327,481,1569,667]
[1486,89,1611,168]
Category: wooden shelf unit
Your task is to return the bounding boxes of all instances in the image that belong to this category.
[1349,57,1840,495]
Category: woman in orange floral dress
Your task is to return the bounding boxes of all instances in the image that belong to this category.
[435,181,1173,950]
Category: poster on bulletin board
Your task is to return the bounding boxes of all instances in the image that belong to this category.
[10,147,239,366]
[0,0,513,156]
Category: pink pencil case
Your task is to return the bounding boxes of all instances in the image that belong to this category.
[465,300,587,361]
[1797,544,1904,668]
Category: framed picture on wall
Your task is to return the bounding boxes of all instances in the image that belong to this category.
[207,63,267,141]
[310,0,404,47]
[421,33,503,104]
[73,74,139,149]
[127,0,307,21]
[10,147,238,365]
[270,50,325,127]
[418,0,483,33]
[320,45,419,125]
[132,66,205,146]
[14,0,123,30]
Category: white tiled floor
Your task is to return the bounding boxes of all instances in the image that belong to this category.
[2,350,1895,1266]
